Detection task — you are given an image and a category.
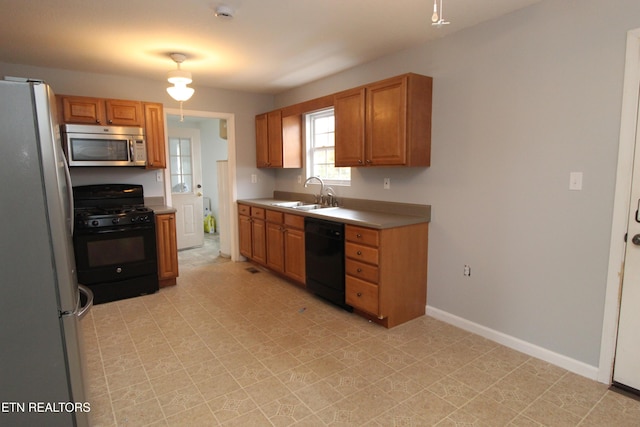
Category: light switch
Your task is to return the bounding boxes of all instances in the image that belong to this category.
[569,172,583,191]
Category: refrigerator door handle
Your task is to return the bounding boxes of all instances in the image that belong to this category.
[76,284,93,319]
[61,151,74,235]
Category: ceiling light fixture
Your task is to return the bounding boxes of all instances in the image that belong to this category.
[167,53,194,121]
[214,5,234,19]
[431,0,450,27]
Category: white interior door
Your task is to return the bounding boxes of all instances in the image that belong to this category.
[614,98,640,391]
[169,128,204,250]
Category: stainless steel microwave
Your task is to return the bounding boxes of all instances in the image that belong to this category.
[62,124,146,167]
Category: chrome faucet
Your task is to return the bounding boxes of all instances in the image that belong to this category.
[304,176,324,204]
[324,186,338,207]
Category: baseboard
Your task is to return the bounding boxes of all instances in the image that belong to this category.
[426,305,600,381]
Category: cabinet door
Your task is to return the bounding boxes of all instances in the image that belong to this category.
[366,77,407,166]
[267,110,283,167]
[251,219,267,265]
[334,88,366,167]
[239,214,253,258]
[61,96,105,124]
[284,227,305,283]
[282,114,302,168]
[155,213,179,285]
[266,221,285,273]
[144,102,166,169]
[105,99,143,126]
[255,113,270,168]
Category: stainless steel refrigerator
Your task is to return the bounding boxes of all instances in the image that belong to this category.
[0,80,93,426]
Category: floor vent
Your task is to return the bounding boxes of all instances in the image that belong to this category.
[246,267,260,274]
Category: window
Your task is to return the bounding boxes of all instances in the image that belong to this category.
[169,137,193,193]
[305,108,350,185]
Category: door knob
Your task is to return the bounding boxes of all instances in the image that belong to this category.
[632,234,640,246]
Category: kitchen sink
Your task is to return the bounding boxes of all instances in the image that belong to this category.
[292,204,338,211]
[270,201,339,211]
[270,201,303,207]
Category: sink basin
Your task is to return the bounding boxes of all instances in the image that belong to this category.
[292,204,338,211]
[271,201,303,208]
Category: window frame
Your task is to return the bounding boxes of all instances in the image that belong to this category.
[304,107,350,186]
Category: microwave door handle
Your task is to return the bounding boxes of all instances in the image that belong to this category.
[129,139,134,162]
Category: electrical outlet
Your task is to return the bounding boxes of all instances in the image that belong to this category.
[156,171,163,182]
[569,172,583,190]
[464,265,471,277]
[383,178,391,190]
[251,174,257,184]
[297,175,302,184]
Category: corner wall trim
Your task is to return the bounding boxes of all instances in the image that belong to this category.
[426,306,599,381]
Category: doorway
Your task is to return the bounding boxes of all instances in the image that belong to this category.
[601,27,640,386]
[164,109,236,264]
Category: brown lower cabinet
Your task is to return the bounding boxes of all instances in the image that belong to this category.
[239,204,305,285]
[238,203,429,327]
[239,204,267,265]
[155,213,179,288]
[345,223,428,328]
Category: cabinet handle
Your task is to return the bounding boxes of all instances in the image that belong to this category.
[108,119,113,124]
[357,292,362,297]
[356,233,362,238]
[357,268,362,273]
[358,159,363,164]
[366,159,372,164]
[95,119,101,124]
[357,250,362,255]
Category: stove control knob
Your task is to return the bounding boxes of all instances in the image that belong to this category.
[130,216,137,223]
[112,218,120,225]
[91,220,99,227]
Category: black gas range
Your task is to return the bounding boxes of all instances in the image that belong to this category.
[72,184,159,304]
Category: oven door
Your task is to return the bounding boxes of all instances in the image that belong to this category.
[73,224,158,285]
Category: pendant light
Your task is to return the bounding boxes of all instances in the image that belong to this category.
[431,0,450,27]
[167,53,194,121]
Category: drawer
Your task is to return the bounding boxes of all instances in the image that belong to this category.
[346,276,379,315]
[251,207,265,219]
[345,242,379,265]
[346,259,379,284]
[266,209,283,223]
[284,213,304,229]
[238,204,250,216]
[346,225,379,247]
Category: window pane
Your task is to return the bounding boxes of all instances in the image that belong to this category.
[305,107,350,185]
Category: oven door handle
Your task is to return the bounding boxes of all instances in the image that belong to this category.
[78,225,154,235]
[129,139,134,163]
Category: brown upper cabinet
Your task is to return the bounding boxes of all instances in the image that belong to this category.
[59,95,144,127]
[143,102,166,169]
[57,95,167,169]
[335,73,432,167]
[255,110,302,168]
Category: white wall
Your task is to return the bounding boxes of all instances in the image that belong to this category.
[274,0,640,368]
[0,62,275,199]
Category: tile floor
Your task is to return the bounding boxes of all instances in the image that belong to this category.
[82,235,640,426]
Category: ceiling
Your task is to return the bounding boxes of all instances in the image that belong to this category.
[0,0,541,94]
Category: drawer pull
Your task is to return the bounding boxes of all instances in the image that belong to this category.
[357,268,362,273]
[356,233,362,238]
[357,292,362,297]
[357,251,362,255]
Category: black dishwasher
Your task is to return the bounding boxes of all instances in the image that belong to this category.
[305,217,352,311]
